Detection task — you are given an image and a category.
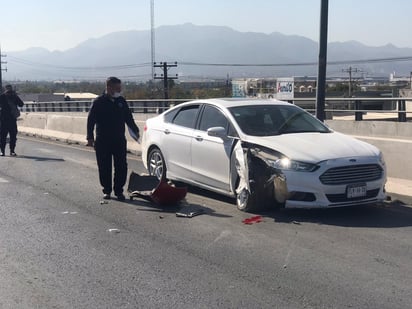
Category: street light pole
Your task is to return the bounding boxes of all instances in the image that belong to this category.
[315,0,329,122]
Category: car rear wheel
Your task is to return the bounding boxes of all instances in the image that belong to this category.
[148,147,166,180]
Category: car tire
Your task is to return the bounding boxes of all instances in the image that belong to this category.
[236,187,258,212]
[231,150,260,212]
[233,154,279,212]
[148,147,166,180]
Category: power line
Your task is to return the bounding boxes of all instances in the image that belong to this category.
[9,55,412,70]
[180,55,412,67]
[8,56,152,71]
[179,56,412,67]
[5,54,412,81]
[8,55,412,72]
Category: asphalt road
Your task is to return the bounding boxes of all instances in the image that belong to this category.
[0,137,411,309]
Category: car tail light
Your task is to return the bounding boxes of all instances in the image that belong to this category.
[144,124,147,131]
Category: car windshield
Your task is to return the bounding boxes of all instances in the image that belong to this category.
[229,104,331,136]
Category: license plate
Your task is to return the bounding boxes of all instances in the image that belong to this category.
[346,183,367,198]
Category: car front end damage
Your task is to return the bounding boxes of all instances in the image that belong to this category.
[234,141,387,210]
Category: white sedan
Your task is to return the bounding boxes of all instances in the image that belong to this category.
[141,98,386,212]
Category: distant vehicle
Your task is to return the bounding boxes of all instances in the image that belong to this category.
[141,98,387,212]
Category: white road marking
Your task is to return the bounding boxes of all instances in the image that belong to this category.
[37,148,56,153]
[0,177,9,183]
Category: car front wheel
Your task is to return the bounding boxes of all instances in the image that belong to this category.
[236,188,257,212]
[148,147,166,180]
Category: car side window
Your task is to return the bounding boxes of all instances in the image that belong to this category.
[163,109,179,123]
[172,105,200,128]
[199,105,228,132]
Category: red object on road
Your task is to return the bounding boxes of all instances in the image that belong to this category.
[242,216,263,225]
[151,179,188,205]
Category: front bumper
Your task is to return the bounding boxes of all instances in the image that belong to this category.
[273,158,387,209]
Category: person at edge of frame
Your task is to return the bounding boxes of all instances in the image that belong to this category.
[0,84,24,157]
[86,76,140,201]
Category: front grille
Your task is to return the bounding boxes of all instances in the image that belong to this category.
[326,188,380,203]
[319,164,383,185]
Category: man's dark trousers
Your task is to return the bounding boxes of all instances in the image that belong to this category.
[0,120,18,152]
[95,138,127,196]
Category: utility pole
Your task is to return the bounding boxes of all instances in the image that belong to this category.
[154,62,178,99]
[315,0,329,122]
[154,61,178,112]
[342,66,360,97]
[0,46,7,91]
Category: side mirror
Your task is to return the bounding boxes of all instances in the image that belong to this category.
[207,126,227,139]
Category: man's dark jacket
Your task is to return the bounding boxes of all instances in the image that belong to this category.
[0,92,24,122]
[87,94,139,142]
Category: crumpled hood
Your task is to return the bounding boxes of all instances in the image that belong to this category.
[242,131,380,162]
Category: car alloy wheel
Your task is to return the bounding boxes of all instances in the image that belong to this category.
[148,148,166,180]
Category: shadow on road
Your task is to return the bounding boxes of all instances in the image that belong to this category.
[174,185,412,228]
[125,182,412,227]
[14,155,65,162]
[261,200,412,228]
[124,195,233,219]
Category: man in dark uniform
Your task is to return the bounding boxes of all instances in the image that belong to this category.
[0,84,24,156]
[87,77,140,201]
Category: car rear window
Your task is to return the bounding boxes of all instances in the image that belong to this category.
[172,105,200,128]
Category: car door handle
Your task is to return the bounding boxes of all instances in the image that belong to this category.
[164,129,171,135]
[195,136,203,141]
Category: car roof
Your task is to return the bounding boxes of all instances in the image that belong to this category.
[181,98,294,109]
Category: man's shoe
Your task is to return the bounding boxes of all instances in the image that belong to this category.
[116,193,126,201]
[0,152,4,157]
[10,152,17,157]
[103,194,111,200]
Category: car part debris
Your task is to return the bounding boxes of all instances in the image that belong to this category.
[127,172,187,205]
[176,206,205,218]
[107,228,120,233]
[234,140,286,212]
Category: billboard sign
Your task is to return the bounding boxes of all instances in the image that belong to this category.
[232,79,247,98]
[276,78,294,101]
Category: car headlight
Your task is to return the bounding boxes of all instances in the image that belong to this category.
[269,157,319,172]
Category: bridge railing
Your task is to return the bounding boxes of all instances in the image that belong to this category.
[21,97,411,122]
[292,97,411,122]
[21,99,191,114]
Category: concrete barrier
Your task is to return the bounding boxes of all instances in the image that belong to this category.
[326,120,412,139]
[18,112,148,153]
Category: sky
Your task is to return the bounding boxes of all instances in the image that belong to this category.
[1,0,411,52]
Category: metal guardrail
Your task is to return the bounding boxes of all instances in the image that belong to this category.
[21,97,411,122]
[21,99,190,114]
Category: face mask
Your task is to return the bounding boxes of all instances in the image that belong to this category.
[113,92,121,98]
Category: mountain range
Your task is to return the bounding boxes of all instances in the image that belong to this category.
[5,23,412,81]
